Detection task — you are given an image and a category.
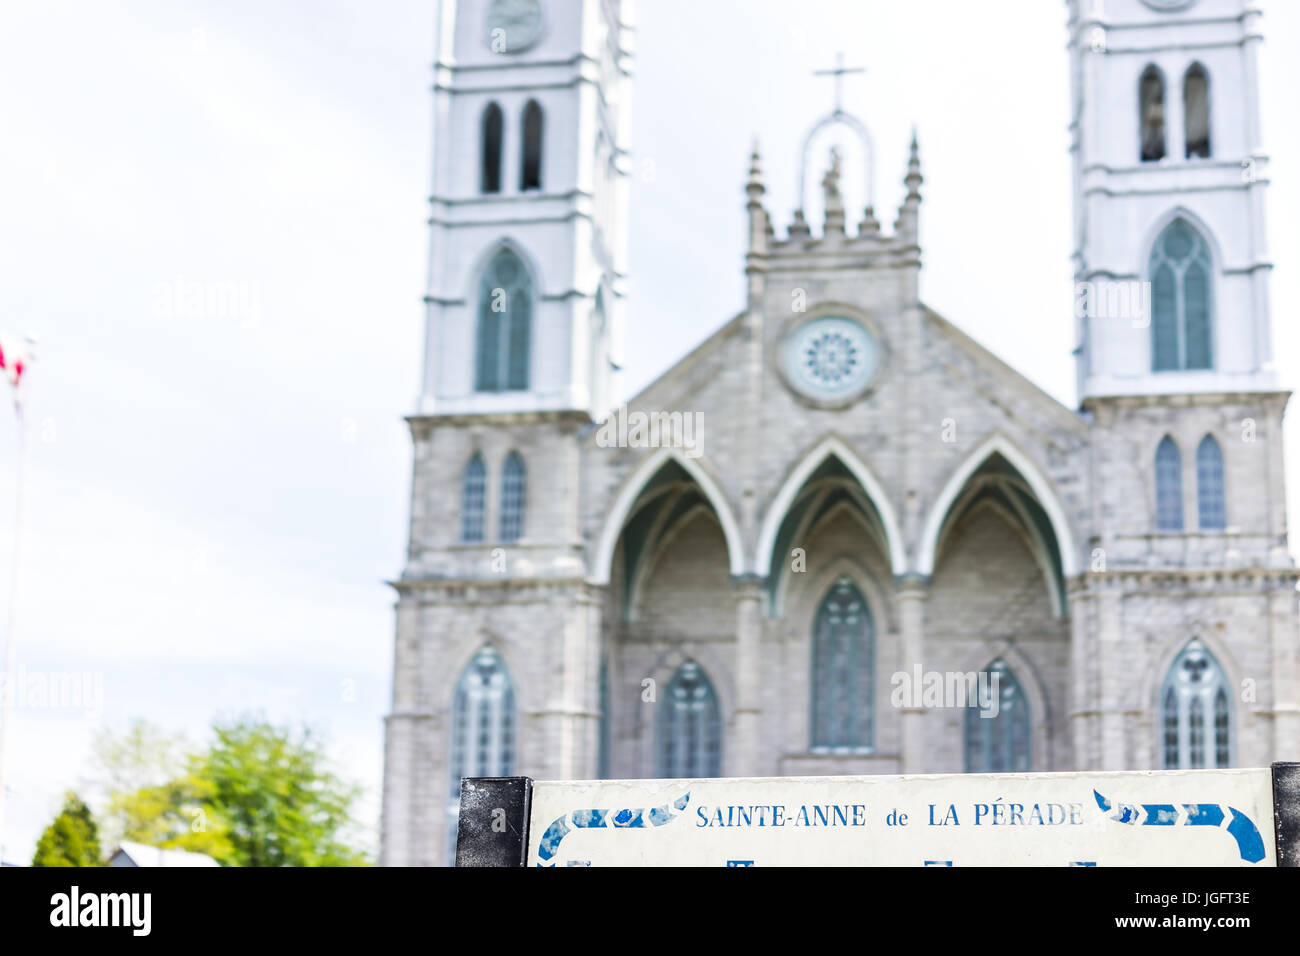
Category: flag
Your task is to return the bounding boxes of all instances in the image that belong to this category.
[0,333,29,392]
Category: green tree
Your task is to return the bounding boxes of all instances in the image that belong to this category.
[91,719,188,847]
[190,715,367,867]
[106,772,236,861]
[91,714,368,866]
[32,792,102,867]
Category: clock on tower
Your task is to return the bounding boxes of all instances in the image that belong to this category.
[486,0,543,53]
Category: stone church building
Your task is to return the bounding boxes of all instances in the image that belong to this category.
[380,0,1300,865]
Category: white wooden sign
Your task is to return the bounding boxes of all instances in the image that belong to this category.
[524,770,1276,867]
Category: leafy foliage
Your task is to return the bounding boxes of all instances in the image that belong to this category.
[32,792,102,867]
[93,714,368,867]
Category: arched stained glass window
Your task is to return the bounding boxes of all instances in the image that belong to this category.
[447,646,515,864]
[481,102,503,194]
[475,248,532,392]
[1196,435,1226,531]
[521,99,543,191]
[461,453,486,543]
[1155,436,1184,532]
[656,661,721,778]
[1140,65,1167,163]
[500,451,526,542]
[1184,64,1211,159]
[964,660,1032,773]
[1161,640,1232,769]
[811,577,874,750]
[1150,219,1213,372]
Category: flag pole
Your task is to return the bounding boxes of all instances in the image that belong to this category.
[0,354,30,865]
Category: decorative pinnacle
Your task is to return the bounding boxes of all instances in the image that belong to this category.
[746,139,765,198]
[905,128,923,198]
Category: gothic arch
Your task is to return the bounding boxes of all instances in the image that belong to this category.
[956,640,1054,771]
[1138,63,1167,163]
[645,644,736,727]
[1139,205,1223,280]
[638,645,735,777]
[798,111,876,213]
[520,99,544,190]
[787,553,894,644]
[590,447,745,585]
[480,100,504,193]
[437,630,531,717]
[1144,210,1218,373]
[938,495,1065,619]
[628,501,724,621]
[1142,626,1242,720]
[754,434,906,578]
[774,504,897,625]
[1183,62,1211,159]
[1142,628,1242,768]
[462,236,544,304]
[917,431,1079,578]
[786,555,890,754]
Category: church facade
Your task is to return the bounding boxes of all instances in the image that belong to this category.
[380,0,1300,866]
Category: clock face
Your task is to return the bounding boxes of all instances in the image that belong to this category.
[486,0,543,54]
[783,317,880,405]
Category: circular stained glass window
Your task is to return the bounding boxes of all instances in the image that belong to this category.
[783,316,880,404]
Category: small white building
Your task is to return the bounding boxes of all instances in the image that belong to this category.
[108,841,220,868]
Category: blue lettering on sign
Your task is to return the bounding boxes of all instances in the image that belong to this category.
[534,785,1270,866]
[691,804,870,828]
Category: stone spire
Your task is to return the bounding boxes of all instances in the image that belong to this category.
[895,129,923,245]
[746,140,769,255]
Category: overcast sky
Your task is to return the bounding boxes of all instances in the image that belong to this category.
[1,0,1297,862]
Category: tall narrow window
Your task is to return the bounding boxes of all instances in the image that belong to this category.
[597,656,611,779]
[447,646,515,864]
[1150,219,1213,371]
[1214,688,1230,766]
[500,451,526,542]
[1162,687,1179,768]
[964,660,1031,773]
[1184,64,1211,159]
[481,102,503,194]
[521,99,543,191]
[589,287,607,409]
[1196,435,1226,530]
[461,453,486,543]
[475,248,532,392]
[1155,436,1184,532]
[811,577,874,750]
[1161,640,1232,769]
[656,661,721,778]
[1140,66,1167,162]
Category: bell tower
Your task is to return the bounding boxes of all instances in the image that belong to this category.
[1068,0,1275,400]
[420,0,633,418]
